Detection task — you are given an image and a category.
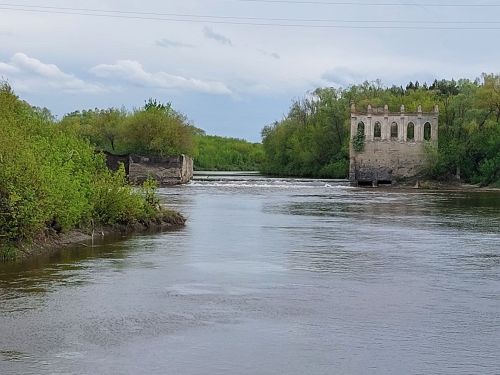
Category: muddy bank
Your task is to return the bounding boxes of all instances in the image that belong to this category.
[3,209,186,262]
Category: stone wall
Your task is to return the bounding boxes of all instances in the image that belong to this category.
[128,154,194,186]
[349,104,438,185]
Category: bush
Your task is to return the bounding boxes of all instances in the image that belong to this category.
[352,128,365,152]
[0,84,170,258]
[318,160,349,179]
[60,99,196,157]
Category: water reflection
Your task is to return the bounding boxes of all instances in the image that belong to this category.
[0,231,187,313]
[271,190,500,234]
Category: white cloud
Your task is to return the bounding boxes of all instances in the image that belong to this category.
[90,59,232,95]
[0,53,104,94]
[203,27,232,46]
[0,62,20,75]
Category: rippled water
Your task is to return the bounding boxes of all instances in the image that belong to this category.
[1,174,499,374]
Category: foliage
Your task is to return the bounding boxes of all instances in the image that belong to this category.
[261,75,500,185]
[261,88,349,178]
[60,99,196,157]
[194,134,265,171]
[122,107,195,157]
[0,84,169,259]
[60,108,127,153]
[141,178,161,212]
[91,165,151,226]
[352,127,365,152]
[60,99,263,172]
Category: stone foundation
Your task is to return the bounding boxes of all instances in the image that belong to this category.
[103,152,193,186]
[128,154,193,186]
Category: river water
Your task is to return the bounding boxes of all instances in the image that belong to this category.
[1,173,499,375]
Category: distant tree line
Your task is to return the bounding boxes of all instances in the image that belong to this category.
[261,74,500,186]
[194,134,264,171]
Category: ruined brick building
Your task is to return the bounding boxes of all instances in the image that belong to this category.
[349,104,438,186]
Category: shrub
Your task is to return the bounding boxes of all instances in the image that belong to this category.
[0,84,171,257]
[352,127,365,152]
[318,159,349,179]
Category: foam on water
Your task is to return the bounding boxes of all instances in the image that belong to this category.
[189,174,351,190]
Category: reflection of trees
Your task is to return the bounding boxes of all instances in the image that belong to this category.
[0,228,181,305]
[0,238,130,298]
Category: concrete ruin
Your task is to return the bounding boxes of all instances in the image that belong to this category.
[128,154,194,186]
[103,153,194,186]
[349,104,438,186]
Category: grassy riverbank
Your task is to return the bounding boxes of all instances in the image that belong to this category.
[0,84,185,261]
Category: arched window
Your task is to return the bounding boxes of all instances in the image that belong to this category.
[374,122,381,138]
[424,122,431,141]
[407,122,415,141]
[391,122,398,139]
[357,122,365,136]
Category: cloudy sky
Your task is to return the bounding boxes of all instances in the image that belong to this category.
[1,0,499,141]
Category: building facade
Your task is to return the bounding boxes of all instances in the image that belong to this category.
[349,104,438,186]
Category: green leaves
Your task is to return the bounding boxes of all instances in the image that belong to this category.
[352,127,365,153]
[194,135,264,171]
[0,86,172,258]
[261,88,349,178]
[59,99,196,158]
[123,109,195,157]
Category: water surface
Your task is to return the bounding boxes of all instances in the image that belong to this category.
[1,174,499,374]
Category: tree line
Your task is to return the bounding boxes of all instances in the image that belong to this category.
[260,74,500,186]
[194,134,264,171]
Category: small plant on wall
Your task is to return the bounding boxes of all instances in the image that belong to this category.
[352,127,365,152]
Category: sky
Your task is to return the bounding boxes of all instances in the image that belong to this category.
[1,0,499,142]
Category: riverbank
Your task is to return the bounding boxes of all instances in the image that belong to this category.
[4,208,186,262]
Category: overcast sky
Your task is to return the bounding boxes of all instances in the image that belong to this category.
[1,0,499,141]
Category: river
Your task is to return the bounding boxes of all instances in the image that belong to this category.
[1,173,499,374]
